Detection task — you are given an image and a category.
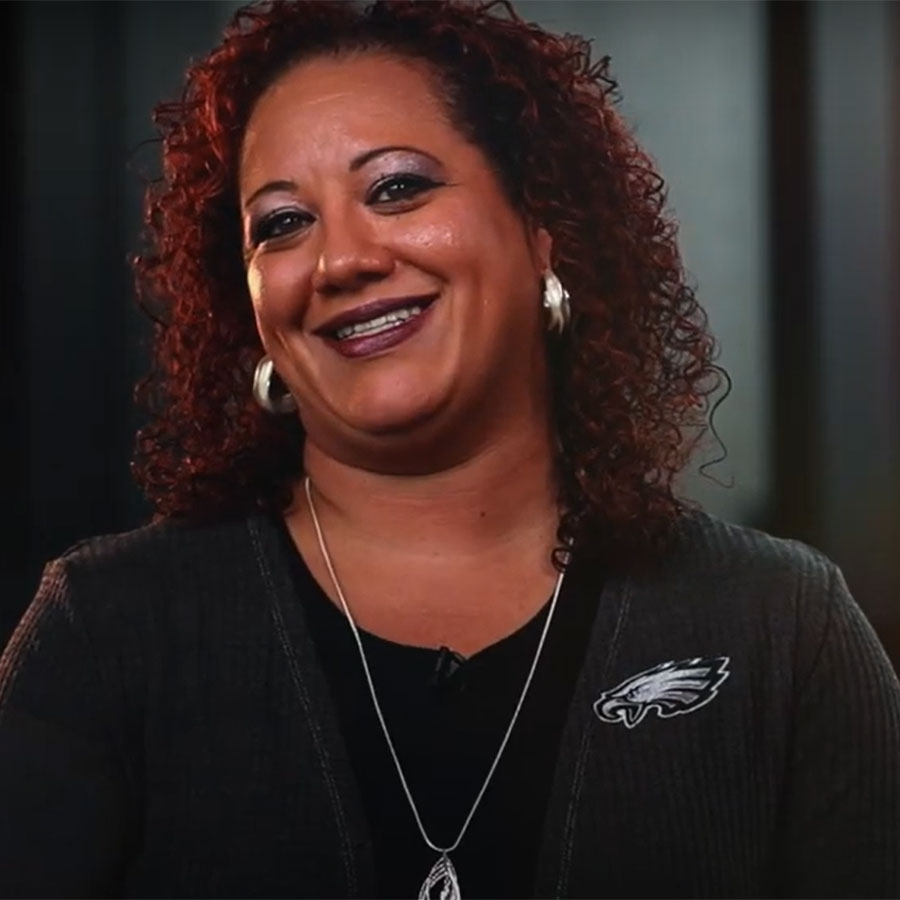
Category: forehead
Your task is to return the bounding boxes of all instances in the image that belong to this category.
[240,53,456,176]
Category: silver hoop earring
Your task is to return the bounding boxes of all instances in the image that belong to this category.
[542,270,571,335]
[252,355,297,414]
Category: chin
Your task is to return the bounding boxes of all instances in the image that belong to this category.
[342,383,451,438]
[324,348,455,429]
[308,379,473,475]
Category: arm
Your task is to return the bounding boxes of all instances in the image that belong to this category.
[0,558,128,898]
[777,564,900,898]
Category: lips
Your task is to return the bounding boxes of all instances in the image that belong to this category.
[313,293,439,338]
[316,293,440,359]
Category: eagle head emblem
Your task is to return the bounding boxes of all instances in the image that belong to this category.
[593,657,730,729]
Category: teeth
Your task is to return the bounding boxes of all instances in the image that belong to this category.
[335,305,423,340]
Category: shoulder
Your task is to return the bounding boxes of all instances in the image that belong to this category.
[662,508,837,590]
[48,514,283,595]
[35,514,282,633]
[54,515,256,577]
[6,514,288,695]
[586,509,853,662]
[635,509,862,675]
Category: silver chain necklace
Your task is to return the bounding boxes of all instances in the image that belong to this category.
[303,476,566,900]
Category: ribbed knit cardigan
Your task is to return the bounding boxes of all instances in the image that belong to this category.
[0,511,898,898]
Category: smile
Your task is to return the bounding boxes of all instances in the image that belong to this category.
[317,294,439,359]
[334,303,425,340]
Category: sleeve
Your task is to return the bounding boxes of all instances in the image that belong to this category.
[0,558,128,898]
[777,562,900,898]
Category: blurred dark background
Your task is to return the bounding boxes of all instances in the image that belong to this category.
[1,1,898,670]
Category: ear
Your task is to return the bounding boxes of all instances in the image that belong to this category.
[530,225,553,275]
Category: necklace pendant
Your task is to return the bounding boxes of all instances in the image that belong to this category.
[418,852,461,900]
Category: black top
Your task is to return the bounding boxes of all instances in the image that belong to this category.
[0,511,898,898]
[278,519,603,898]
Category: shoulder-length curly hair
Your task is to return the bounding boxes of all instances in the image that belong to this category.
[133,0,721,567]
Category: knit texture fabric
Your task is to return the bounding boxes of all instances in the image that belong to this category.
[0,511,898,898]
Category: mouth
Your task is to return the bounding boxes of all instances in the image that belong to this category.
[314,293,439,359]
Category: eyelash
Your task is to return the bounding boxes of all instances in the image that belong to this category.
[249,209,312,247]
[248,173,441,248]
[366,172,440,205]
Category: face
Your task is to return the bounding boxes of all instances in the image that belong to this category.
[240,52,552,468]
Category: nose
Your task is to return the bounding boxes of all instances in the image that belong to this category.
[310,214,395,296]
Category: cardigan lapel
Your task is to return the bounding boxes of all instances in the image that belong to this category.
[533,567,633,898]
[246,513,376,898]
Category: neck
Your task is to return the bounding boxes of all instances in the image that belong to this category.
[289,424,560,562]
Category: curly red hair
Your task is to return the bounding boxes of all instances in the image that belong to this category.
[132,0,721,566]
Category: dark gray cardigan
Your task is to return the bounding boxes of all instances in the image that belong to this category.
[0,511,898,898]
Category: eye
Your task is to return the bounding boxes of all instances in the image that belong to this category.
[367,173,440,206]
[249,208,313,246]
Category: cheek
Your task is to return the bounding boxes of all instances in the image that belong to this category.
[395,200,510,282]
[448,193,529,273]
[246,255,310,330]
[396,218,464,256]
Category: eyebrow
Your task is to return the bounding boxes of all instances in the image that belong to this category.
[242,145,441,209]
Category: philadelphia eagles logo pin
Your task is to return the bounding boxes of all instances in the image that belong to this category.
[593,657,730,729]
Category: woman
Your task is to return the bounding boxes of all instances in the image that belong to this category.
[1,1,897,897]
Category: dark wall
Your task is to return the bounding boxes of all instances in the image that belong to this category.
[765,1,900,665]
[1,1,233,639]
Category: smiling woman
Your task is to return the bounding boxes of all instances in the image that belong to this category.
[0,1,898,898]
